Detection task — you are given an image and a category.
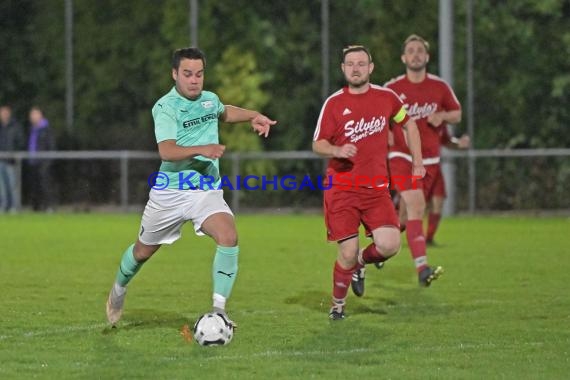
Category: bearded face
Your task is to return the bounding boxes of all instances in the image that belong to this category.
[342,51,373,89]
[402,40,429,72]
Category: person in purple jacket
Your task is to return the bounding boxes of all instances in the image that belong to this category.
[27,106,55,212]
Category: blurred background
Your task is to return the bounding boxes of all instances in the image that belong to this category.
[0,0,569,213]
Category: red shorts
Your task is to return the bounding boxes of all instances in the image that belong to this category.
[430,167,446,200]
[323,186,399,242]
[389,157,440,200]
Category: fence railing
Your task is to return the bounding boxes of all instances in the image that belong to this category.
[1,148,569,213]
[442,148,570,213]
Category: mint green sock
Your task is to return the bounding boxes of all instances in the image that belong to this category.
[212,245,239,298]
[115,244,143,286]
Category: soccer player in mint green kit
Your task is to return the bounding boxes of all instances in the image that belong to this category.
[106,47,276,327]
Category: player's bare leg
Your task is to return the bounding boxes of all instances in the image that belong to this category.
[351,227,400,297]
[370,195,406,269]
[106,240,160,326]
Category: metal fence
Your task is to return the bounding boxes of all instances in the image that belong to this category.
[1,148,569,213]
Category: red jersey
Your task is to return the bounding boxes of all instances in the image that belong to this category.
[439,124,452,146]
[314,84,409,187]
[385,73,461,162]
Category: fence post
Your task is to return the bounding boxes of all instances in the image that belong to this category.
[439,0,456,216]
[230,153,240,213]
[15,155,23,211]
[468,150,476,213]
[120,151,129,211]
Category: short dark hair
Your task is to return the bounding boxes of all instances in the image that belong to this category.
[172,47,206,70]
[342,45,372,63]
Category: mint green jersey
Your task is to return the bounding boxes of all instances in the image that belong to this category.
[152,87,225,190]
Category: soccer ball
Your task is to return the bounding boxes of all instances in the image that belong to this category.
[193,312,234,346]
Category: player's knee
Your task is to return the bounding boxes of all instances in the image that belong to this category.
[381,242,401,258]
[405,195,426,219]
[216,231,238,247]
[374,234,400,258]
[339,250,354,263]
[337,247,358,267]
[133,241,160,262]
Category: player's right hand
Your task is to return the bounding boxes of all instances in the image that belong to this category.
[335,144,357,158]
[427,112,444,127]
[201,144,226,159]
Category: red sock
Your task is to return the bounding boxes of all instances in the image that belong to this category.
[361,243,387,264]
[332,261,355,300]
[427,213,441,242]
[406,219,427,273]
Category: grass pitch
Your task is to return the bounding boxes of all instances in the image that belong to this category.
[0,213,569,379]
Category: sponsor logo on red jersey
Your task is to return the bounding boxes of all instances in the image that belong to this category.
[344,116,386,143]
[405,102,438,120]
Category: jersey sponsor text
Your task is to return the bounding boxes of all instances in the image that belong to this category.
[344,116,386,143]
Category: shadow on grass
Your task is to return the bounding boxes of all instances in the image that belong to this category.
[283,289,392,317]
[283,290,330,313]
[100,308,190,334]
[280,282,458,361]
[283,279,456,320]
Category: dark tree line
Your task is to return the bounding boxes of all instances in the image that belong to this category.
[2,1,569,210]
[2,0,568,152]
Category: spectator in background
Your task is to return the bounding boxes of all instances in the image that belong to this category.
[27,106,55,212]
[425,127,470,245]
[0,105,25,212]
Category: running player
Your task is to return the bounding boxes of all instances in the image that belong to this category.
[382,34,461,286]
[313,45,424,319]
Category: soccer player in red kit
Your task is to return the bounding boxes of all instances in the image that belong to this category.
[313,45,425,320]
[379,34,462,286]
[426,126,470,245]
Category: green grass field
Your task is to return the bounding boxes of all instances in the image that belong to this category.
[0,213,569,379]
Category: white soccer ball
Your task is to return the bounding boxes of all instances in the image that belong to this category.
[193,312,234,346]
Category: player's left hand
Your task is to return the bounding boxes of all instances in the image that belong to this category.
[412,163,426,179]
[427,112,444,127]
[457,134,470,149]
[251,114,277,138]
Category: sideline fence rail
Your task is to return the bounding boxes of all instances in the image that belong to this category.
[1,149,569,213]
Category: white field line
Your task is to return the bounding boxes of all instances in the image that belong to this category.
[200,347,375,361]
[0,322,111,341]
[198,341,549,362]
[0,320,548,362]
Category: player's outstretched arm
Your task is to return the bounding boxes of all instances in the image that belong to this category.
[158,140,226,161]
[427,110,462,127]
[221,105,277,138]
[448,134,470,149]
[312,140,357,158]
